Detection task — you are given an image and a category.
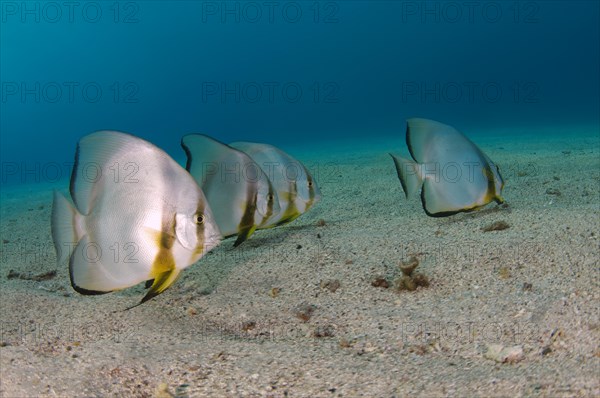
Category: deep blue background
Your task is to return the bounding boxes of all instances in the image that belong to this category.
[1,1,599,183]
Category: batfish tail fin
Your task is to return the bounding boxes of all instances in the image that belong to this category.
[390,154,423,198]
[51,190,84,265]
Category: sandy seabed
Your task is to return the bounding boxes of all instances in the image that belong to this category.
[1,130,599,397]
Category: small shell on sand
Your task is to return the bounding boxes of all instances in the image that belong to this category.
[320,279,341,293]
[481,221,510,232]
[484,344,524,363]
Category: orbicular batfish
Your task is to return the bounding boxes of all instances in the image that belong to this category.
[230,142,321,227]
[51,131,221,304]
[181,134,280,246]
[390,118,504,217]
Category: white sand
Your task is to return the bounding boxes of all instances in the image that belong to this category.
[1,130,599,397]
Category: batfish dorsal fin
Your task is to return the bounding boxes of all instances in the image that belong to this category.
[182,134,272,240]
[406,118,465,163]
[71,131,155,215]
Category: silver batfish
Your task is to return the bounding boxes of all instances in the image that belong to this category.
[230,142,321,227]
[181,134,280,246]
[52,131,221,304]
[391,118,504,216]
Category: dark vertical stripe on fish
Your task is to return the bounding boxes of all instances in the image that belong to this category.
[258,179,277,227]
[275,179,300,226]
[194,200,206,256]
[234,182,258,246]
[142,206,178,303]
[304,165,316,211]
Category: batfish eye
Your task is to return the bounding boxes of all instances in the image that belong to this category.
[268,194,274,201]
[308,181,313,187]
[195,214,205,225]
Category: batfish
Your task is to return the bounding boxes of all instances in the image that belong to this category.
[230,142,321,227]
[51,131,221,304]
[181,134,281,246]
[391,118,504,217]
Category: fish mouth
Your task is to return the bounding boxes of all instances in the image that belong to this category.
[202,231,222,252]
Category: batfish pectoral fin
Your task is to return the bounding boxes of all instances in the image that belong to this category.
[233,225,257,247]
[390,154,422,198]
[140,269,182,304]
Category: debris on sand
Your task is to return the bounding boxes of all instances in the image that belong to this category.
[155,382,175,398]
[371,277,389,289]
[6,270,19,279]
[481,221,510,232]
[294,303,316,322]
[399,256,419,276]
[312,325,335,338]
[320,279,341,293]
[394,257,430,292]
[484,344,524,363]
[7,269,57,281]
[498,266,511,279]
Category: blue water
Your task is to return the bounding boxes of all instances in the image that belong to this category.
[1,1,598,186]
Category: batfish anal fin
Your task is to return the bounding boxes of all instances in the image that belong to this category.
[140,268,181,304]
[233,225,257,247]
